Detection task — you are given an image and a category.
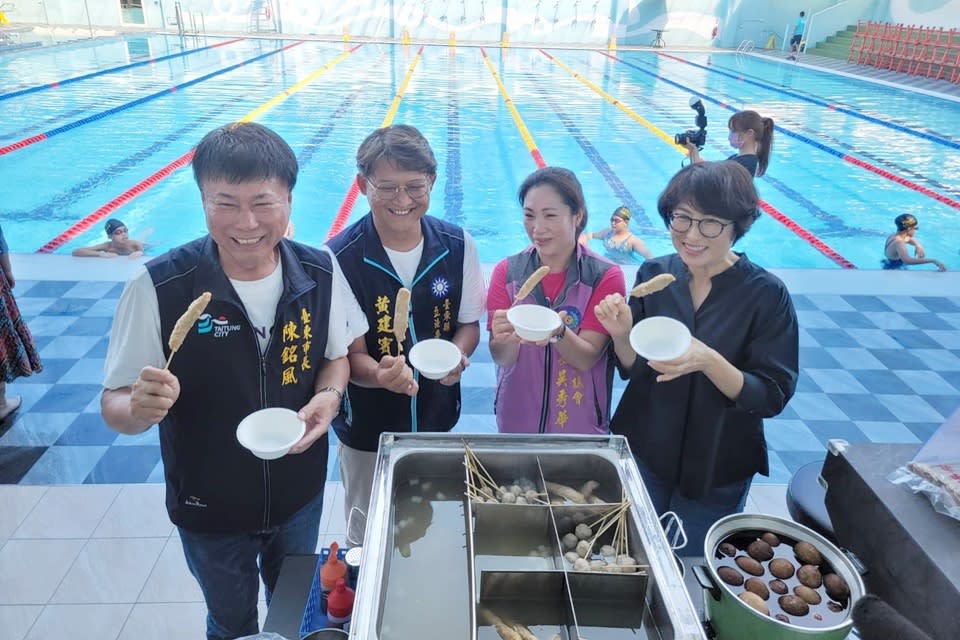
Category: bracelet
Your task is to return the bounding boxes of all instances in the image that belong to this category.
[549,323,567,344]
[316,386,344,405]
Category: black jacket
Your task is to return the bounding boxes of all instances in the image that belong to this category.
[148,237,332,533]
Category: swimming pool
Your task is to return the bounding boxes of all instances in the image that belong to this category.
[2,33,959,269]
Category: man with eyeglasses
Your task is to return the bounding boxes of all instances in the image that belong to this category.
[71,218,146,258]
[326,124,486,544]
[596,161,799,555]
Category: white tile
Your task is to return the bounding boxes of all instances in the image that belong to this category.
[13,485,121,539]
[51,538,166,605]
[116,602,207,640]
[0,539,86,605]
[24,604,132,640]
[93,485,173,539]
[748,485,792,522]
[0,486,48,545]
[0,605,43,640]
[317,481,341,538]
[137,537,204,603]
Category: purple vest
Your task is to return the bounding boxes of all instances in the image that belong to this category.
[495,245,616,435]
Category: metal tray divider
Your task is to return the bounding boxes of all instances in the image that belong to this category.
[538,456,583,639]
[463,447,479,640]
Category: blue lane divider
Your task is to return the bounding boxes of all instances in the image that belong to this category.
[703,58,958,145]
[523,72,658,233]
[1,41,302,155]
[0,37,244,102]
[444,51,464,226]
[655,52,960,151]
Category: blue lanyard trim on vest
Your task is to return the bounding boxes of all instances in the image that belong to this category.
[411,250,449,287]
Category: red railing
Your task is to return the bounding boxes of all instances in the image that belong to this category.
[848,21,958,83]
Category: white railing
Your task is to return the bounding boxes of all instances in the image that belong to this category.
[737,39,755,54]
[804,0,876,51]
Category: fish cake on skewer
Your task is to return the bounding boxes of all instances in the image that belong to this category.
[629,273,676,298]
[393,287,412,355]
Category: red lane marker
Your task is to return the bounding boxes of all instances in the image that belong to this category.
[37,150,195,253]
[531,149,546,169]
[0,133,47,155]
[326,179,361,240]
[759,200,855,269]
[843,155,960,209]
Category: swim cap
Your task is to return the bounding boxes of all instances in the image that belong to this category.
[105,218,126,236]
[612,206,631,221]
[894,214,917,231]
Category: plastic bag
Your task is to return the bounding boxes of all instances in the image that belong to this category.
[235,634,290,640]
[888,407,960,522]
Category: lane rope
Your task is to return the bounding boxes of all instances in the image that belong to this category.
[655,51,959,151]
[480,47,546,169]
[0,37,244,102]
[548,50,855,268]
[37,44,363,253]
[2,41,304,156]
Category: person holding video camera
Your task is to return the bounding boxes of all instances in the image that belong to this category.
[686,109,775,178]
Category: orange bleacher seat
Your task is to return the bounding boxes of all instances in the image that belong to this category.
[847,20,869,63]
[929,29,957,79]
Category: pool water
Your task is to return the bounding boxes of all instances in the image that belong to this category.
[2,34,959,270]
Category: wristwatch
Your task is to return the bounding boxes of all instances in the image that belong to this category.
[316,386,344,413]
[549,323,567,344]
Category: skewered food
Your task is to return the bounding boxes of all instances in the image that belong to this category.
[393,287,411,355]
[514,266,551,304]
[629,273,676,298]
[164,292,211,369]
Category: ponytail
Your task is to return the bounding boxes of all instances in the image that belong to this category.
[756,117,775,177]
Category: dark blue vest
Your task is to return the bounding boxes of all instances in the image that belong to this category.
[148,237,332,533]
[327,214,465,451]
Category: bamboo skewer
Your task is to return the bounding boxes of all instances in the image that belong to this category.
[164,292,212,369]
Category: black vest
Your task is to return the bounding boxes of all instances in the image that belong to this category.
[148,237,332,533]
[327,214,465,451]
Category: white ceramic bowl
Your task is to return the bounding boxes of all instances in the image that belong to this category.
[507,304,562,342]
[236,407,305,460]
[629,316,692,361]
[408,338,462,380]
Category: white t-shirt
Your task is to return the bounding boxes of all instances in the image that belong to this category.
[103,246,368,390]
[382,230,486,323]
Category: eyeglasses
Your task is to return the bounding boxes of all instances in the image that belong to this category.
[111,227,128,236]
[366,177,431,200]
[669,214,732,239]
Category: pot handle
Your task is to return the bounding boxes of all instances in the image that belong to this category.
[692,564,722,602]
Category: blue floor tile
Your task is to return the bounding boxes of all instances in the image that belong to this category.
[19,445,108,484]
[777,450,828,475]
[38,336,102,360]
[0,446,47,483]
[905,422,945,442]
[30,384,102,413]
[804,369,869,395]
[104,282,126,299]
[803,420,871,447]
[826,394,899,421]
[59,358,107,384]
[460,387,495,414]
[63,316,115,336]
[18,281,78,298]
[914,297,960,313]
[875,394,944,423]
[941,371,960,393]
[804,295,856,312]
[918,395,960,420]
[846,329,901,349]
[56,413,119,446]
[23,359,80,385]
[43,297,98,316]
[823,347,887,370]
[790,295,817,311]
[840,296,890,312]
[824,311,878,330]
[27,316,79,337]
[890,330,943,349]
[894,370,958,395]
[795,310,839,330]
[853,421,921,444]
[764,419,823,451]
[84,336,112,358]
[861,311,917,331]
[762,451,794,484]
[868,349,929,370]
[787,393,849,421]
[799,347,843,369]
[66,281,121,299]
[849,369,914,395]
[795,372,822,393]
[899,313,955,331]
[85,445,162,483]
[805,329,860,348]
[0,413,76,447]
[909,349,960,372]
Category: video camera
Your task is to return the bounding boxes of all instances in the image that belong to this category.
[674,97,707,150]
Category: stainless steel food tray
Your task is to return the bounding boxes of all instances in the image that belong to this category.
[350,433,706,639]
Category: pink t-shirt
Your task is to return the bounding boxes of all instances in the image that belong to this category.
[486,260,625,334]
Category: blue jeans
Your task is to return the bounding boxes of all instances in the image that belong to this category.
[178,488,325,640]
[635,456,751,557]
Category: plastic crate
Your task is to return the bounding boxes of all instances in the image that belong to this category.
[299,546,348,638]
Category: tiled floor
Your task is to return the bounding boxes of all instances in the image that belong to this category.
[1,255,959,640]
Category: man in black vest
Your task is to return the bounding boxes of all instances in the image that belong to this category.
[327,125,486,544]
[101,122,363,640]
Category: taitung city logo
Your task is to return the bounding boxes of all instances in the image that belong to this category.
[197,313,241,338]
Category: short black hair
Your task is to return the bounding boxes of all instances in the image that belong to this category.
[192,122,298,191]
[657,161,760,243]
[518,166,589,234]
[356,124,437,178]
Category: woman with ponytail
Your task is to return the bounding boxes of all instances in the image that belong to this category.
[685,109,775,178]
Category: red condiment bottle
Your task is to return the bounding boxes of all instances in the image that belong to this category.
[320,541,347,592]
[326,577,355,628]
